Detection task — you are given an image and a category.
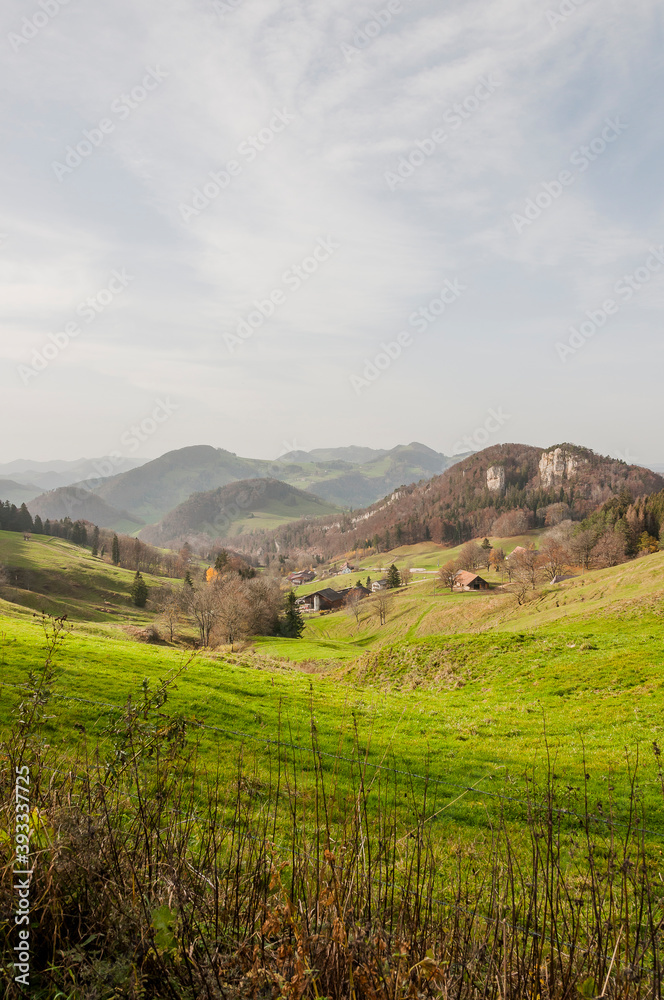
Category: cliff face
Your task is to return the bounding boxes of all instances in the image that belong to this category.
[538,447,586,487]
[487,466,505,492]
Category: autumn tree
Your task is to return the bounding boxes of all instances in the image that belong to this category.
[638,531,660,555]
[489,547,506,576]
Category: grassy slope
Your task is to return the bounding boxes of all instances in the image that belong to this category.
[295,532,542,595]
[1,528,664,842]
[228,494,340,536]
[0,530,178,624]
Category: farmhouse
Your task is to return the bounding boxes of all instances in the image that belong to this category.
[298,584,371,613]
[454,570,490,592]
[371,579,388,592]
[288,569,316,585]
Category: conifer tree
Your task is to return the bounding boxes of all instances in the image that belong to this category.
[280,590,304,638]
[386,564,401,589]
[91,525,100,557]
[17,504,33,533]
[111,534,120,566]
[131,571,148,608]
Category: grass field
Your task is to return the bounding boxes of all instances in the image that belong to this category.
[3,530,664,996]
[1,529,664,845]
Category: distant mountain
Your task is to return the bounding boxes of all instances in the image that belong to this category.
[85,442,464,523]
[27,487,144,533]
[0,456,144,491]
[0,478,42,505]
[139,478,340,548]
[93,446,273,524]
[282,446,388,464]
[271,442,466,507]
[227,443,664,559]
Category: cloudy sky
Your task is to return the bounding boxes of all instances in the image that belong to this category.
[1,0,663,466]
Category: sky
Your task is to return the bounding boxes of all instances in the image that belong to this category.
[1,0,663,467]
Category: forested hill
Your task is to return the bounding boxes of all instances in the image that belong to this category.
[226,443,664,560]
[139,478,340,548]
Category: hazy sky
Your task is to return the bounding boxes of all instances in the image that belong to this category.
[1,0,663,466]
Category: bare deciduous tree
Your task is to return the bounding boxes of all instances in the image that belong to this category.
[593,529,627,568]
[370,591,393,626]
[214,578,250,650]
[457,542,484,572]
[511,544,540,588]
[538,538,570,583]
[156,588,184,642]
[346,590,362,627]
[439,560,459,592]
[184,585,221,647]
[244,576,282,635]
[571,529,596,571]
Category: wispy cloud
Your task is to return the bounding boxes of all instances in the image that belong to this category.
[0,0,662,461]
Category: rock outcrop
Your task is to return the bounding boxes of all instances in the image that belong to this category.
[538,447,585,488]
[487,466,505,492]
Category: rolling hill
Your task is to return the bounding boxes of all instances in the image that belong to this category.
[139,478,341,548]
[0,477,42,505]
[27,486,145,534]
[80,442,463,523]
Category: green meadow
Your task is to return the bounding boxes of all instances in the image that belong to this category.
[1,529,664,846]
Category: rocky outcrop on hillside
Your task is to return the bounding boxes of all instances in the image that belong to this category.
[538,446,586,487]
[487,466,505,492]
